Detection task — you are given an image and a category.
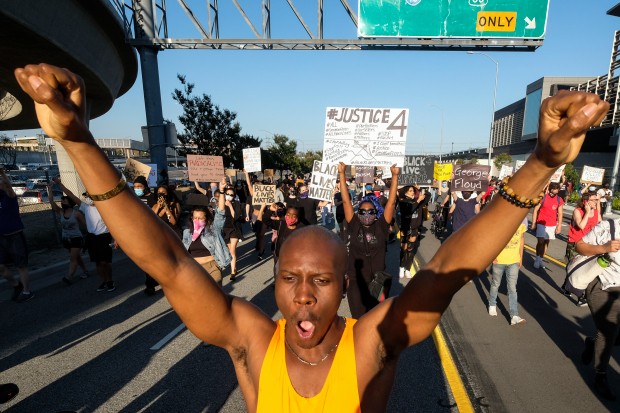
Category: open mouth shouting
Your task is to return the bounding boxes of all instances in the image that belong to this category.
[296,320,316,339]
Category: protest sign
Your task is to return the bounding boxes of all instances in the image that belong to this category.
[434,163,453,181]
[581,165,605,185]
[322,107,408,167]
[401,155,434,185]
[264,169,274,177]
[187,155,224,182]
[146,164,158,188]
[252,184,276,204]
[355,166,375,184]
[514,160,526,172]
[550,165,566,183]
[498,165,513,180]
[225,168,237,177]
[309,160,337,202]
[243,147,262,172]
[124,158,152,184]
[452,165,491,192]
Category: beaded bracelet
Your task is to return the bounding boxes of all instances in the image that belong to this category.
[497,177,545,209]
[86,177,127,201]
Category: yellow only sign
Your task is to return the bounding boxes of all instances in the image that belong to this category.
[476,12,517,32]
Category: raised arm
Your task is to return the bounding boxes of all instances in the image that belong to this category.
[46,183,61,213]
[14,63,273,351]
[338,163,355,222]
[362,90,610,352]
[244,169,254,197]
[382,164,399,223]
[53,177,81,206]
[194,180,207,195]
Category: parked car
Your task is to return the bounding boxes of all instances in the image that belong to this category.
[19,189,63,205]
[10,182,29,196]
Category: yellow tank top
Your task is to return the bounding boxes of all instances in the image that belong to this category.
[256,318,360,413]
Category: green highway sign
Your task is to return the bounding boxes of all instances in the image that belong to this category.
[358,0,549,39]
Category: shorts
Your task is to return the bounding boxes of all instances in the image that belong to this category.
[200,260,222,286]
[223,227,241,243]
[535,224,556,240]
[0,231,28,267]
[62,236,84,250]
[86,232,113,263]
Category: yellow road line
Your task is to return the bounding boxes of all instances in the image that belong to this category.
[524,244,567,268]
[432,326,475,413]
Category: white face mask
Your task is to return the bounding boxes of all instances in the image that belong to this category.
[225,195,234,201]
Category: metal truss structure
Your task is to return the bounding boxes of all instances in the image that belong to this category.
[110,0,542,52]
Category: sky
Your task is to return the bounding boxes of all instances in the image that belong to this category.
[9,0,620,156]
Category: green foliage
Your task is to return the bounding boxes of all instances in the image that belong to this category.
[613,196,620,211]
[172,74,261,168]
[493,152,512,170]
[263,134,299,174]
[297,150,323,174]
[563,163,580,188]
[467,158,479,165]
[568,190,582,204]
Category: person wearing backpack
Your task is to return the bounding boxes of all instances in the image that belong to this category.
[531,182,564,269]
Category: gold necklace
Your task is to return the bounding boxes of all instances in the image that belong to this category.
[284,317,346,367]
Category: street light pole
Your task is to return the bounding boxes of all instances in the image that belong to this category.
[467,51,498,168]
[429,105,444,162]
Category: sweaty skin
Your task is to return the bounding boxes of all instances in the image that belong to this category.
[14,63,609,412]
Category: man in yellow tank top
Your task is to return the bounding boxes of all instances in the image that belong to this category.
[14,63,609,412]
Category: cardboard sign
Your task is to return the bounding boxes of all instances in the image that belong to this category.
[309,160,337,202]
[187,155,224,182]
[225,168,237,177]
[452,165,491,191]
[242,147,262,172]
[355,166,375,184]
[322,107,408,167]
[124,158,152,184]
[581,165,605,185]
[550,165,566,183]
[252,184,276,204]
[434,163,453,181]
[264,169,274,177]
[146,163,158,188]
[514,160,526,172]
[498,165,514,180]
[401,155,434,185]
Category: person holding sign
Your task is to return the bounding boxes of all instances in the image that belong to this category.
[15,62,608,413]
[338,162,400,318]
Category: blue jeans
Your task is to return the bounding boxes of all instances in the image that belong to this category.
[489,263,520,317]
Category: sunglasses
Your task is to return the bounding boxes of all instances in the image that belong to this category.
[358,209,377,216]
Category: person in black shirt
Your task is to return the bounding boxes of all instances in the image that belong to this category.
[257,203,304,263]
[290,184,328,225]
[338,162,400,318]
[133,176,159,295]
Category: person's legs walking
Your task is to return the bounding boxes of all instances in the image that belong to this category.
[488,264,504,316]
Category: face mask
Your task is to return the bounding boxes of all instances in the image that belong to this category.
[589,186,597,191]
[359,214,376,226]
[192,219,207,241]
[210,186,218,193]
[441,183,447,188]
[299,192,308,199]
[365,185,373,192]
[134,188,144,197]
[285,216,298,226]
[225,195,234,201]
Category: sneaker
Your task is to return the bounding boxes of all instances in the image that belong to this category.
[399,267,405,278]
[106,281,116,292]
[533,257,541,269]
[404,270,413,279]
[11,281,23,301]
[577,296,588,307]
[62,276,72,285]
[16,291,34,303]
[582,336,595,365]
[80,271,90,279]
[257,254,263,261]
[230,273,237,282]
[595,373,617,401]
[488,305,497,316]
[97,282,107,292]
[510,315,526,325]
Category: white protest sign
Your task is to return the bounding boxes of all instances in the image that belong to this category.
[146,164,158,188]
[498,165,513,180]
[514,160,526,172]
[309,160,337,202]
[550,165,566,183]
[187,155,225,182]
[580,165,605,185]
[252,184,276,204]
[322,107,408,167]
[124,158,152,184]
[243,147,262,172]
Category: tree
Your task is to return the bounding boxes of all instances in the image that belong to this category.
[493,152,512,171]
[563,163,579,188]
[298,150,323,175]
[0,133,16,166]
[172,74,261,168]
[264,134,299,175]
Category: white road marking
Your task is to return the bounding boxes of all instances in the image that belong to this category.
[150,323,186,350]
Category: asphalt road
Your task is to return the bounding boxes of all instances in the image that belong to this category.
[2,205,620,412]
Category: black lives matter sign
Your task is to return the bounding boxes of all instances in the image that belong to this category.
[400,156,434,185]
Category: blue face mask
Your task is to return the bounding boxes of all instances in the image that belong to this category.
[299,192,309,199]
[134,188,144,197]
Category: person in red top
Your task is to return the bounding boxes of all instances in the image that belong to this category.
[531,182,565,269]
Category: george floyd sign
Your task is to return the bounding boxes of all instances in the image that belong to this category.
[452,164,491,191]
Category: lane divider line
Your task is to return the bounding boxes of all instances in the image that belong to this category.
[150,323,186,350]
[432,326,475,413]
[523,245,567,268]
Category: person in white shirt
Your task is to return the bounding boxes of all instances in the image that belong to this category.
[597,183,613,217]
